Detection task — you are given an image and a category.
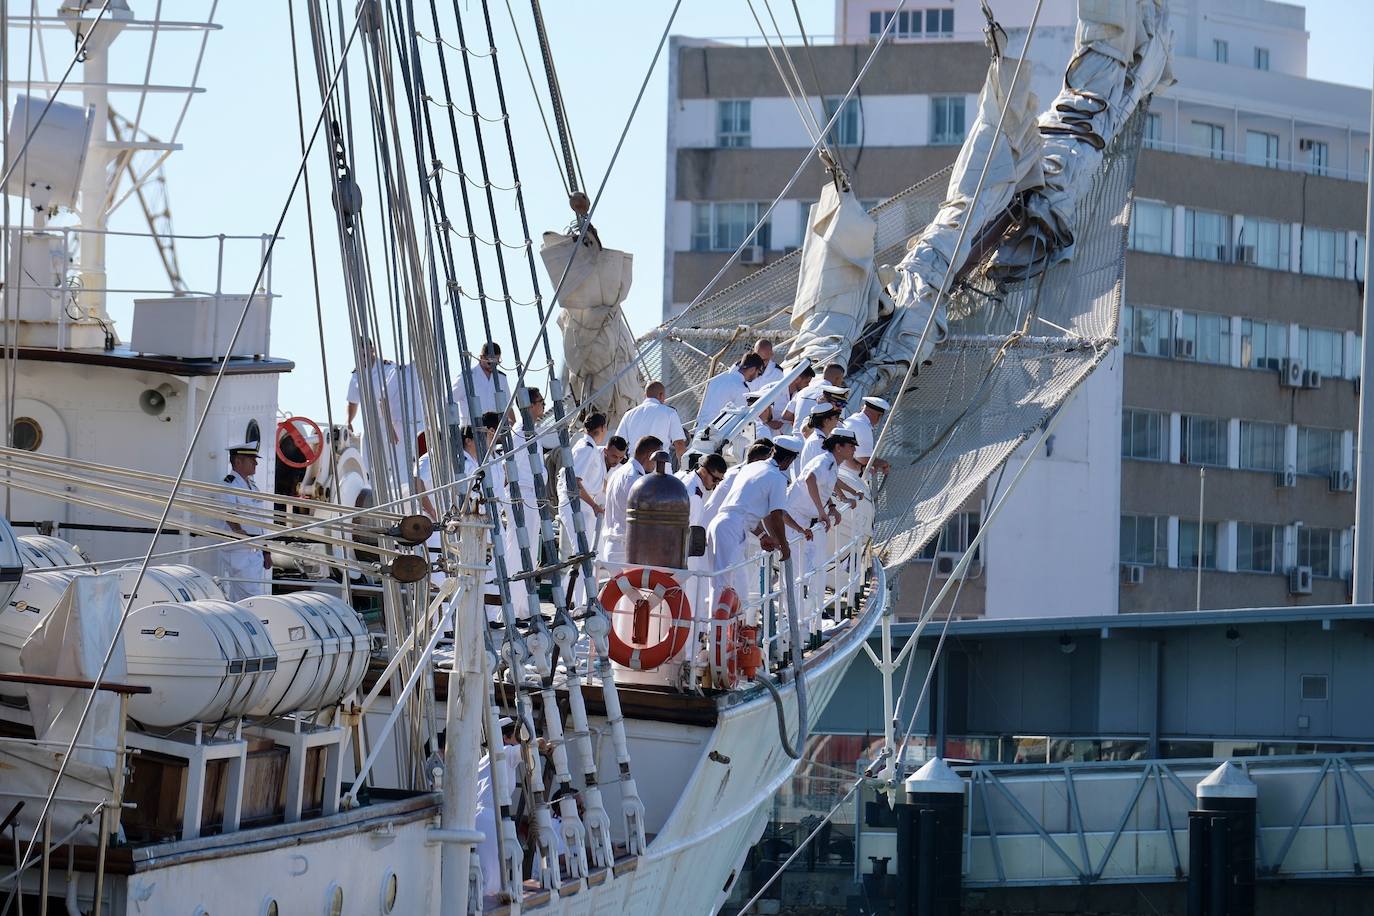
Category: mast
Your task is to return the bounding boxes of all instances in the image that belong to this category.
[1352,62,1374,604]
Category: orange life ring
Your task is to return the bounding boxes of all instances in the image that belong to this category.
[276,416,324,469]
[600,567,692,671]
[708,588,742,690]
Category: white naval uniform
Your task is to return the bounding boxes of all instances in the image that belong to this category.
[598,458,644,568]
[701,462,746,529]
[385,362,428,479]
[694,368,752,436]
[616,397,686,457]
[785,453,839,632]
[748,360,788,417]
[451,361,510,427]
[677,468,711,649]
[558,434,606,560]
[798,428,825,472]
[785,381,825,434]
[705,459,787,609]
[347,358,397,475]
[217,469,269,602]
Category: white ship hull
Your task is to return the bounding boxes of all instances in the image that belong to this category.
[46,568,884,916]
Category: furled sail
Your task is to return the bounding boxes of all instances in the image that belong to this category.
[787,183,879,370]
[541,231,643,427]
[989,0,1174,281]
[861,32,1043,392]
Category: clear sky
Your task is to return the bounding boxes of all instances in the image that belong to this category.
[9,0,1373,426]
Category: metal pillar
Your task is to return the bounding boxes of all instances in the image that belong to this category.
[896,758,965,916]
[1352,59,1374,604]
[1187,762,1257,916]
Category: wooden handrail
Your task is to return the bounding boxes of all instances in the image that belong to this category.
[0,672,150,696]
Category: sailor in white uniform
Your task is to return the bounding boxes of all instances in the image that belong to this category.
[843,396,891,474]
[676,453,727,649]
[558,413,611,560]
[746,339,787,429]
[217,441,271,602]
[452,341,510,427]
[783,363,845,433]
[799,403,842,470]
[598,435,662,570]
[704,440,791,617]
[345,339,397,474]
[617,381,687,463]
[784,432,855,634]
[693,353,764,439]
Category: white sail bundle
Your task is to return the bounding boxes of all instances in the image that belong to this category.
[787,183,879,370]
[541,231,643,427]
[863,41,1044,391]
[989,0,1174,281]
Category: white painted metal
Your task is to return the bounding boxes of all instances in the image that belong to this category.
[130,293,273,360]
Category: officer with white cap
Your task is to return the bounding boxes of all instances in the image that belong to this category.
[217,440,271,601]
[843,396,890,474]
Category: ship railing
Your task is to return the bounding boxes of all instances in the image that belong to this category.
[593,525,873,687]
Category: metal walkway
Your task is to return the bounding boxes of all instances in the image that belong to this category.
[955,754,1374,886]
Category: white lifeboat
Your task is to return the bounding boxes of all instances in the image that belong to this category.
[124,599,278,728]
[113,563,224,608]
[16,535,89,570]
[239,592,370,717]
[0,569,83,677]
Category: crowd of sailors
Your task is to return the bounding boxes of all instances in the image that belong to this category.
[229,337,885,635]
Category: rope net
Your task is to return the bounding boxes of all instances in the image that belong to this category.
[642,111,1144,569]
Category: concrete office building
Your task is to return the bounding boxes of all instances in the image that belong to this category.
[662,0,1371,617]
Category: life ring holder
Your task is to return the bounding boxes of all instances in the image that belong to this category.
[276,416,324,469]
[708,588,742,690]
[600,567,692,671]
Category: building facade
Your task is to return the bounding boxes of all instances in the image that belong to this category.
[662,0,1372,617]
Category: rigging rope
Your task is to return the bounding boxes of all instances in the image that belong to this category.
[16,3,370,876]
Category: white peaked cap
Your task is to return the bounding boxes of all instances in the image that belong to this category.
[863,396,891,412]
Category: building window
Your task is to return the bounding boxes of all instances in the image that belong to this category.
[918,511,981,559]
[1122,304,1172,357]
[1297,527,1339,578]
[1184,208,1231,261]
[824,96,861,147]
[716,100,751,148]
[1121,409,1168,461]
[1180,414,1228,468]
[1213,39,1229,63]
[1240,318,1289,370]
[1120,514,1166,566]
[1239,420,1285,472]
[926,8,954,37]
[1298,326,1344,378]
[1244,130,1279,168]
[1144,112,1163,149]
[1254,47,1270,71]
[690,202,771,252]
[1301,227,1347,278]
[1129,199,1173,254]
[1306,140,1329,176]
[1179,520,1218,570]
[1236,523,1281,573]
[929,95,965,145]
[1176,311,1232,365]
[1191,122,1226,160]
[1356,234,1366,283]
[1237,216,1289,269]
[1296,426,1342,477]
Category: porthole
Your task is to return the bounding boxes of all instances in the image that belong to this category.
[245,418,261,445]
[12,417,41,451]
[325,884,344,916]
[381,871,399,912]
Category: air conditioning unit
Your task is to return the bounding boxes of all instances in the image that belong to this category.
[1330,469,1354,492]
[934,551,960,578]
[1279,358,1303,387]
[1175,338,1196,358]
[739,245,765,265]
[1235,244,1256,264]
[1121,564,1146,586]
[1302,369,1323,389]
[1276,468,1297,488]
[1288,565,1314,595]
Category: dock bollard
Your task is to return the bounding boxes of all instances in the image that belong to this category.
[897,758,965,916]
[1187,761,1257,916]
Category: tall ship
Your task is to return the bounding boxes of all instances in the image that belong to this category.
[0,0,1172,913]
